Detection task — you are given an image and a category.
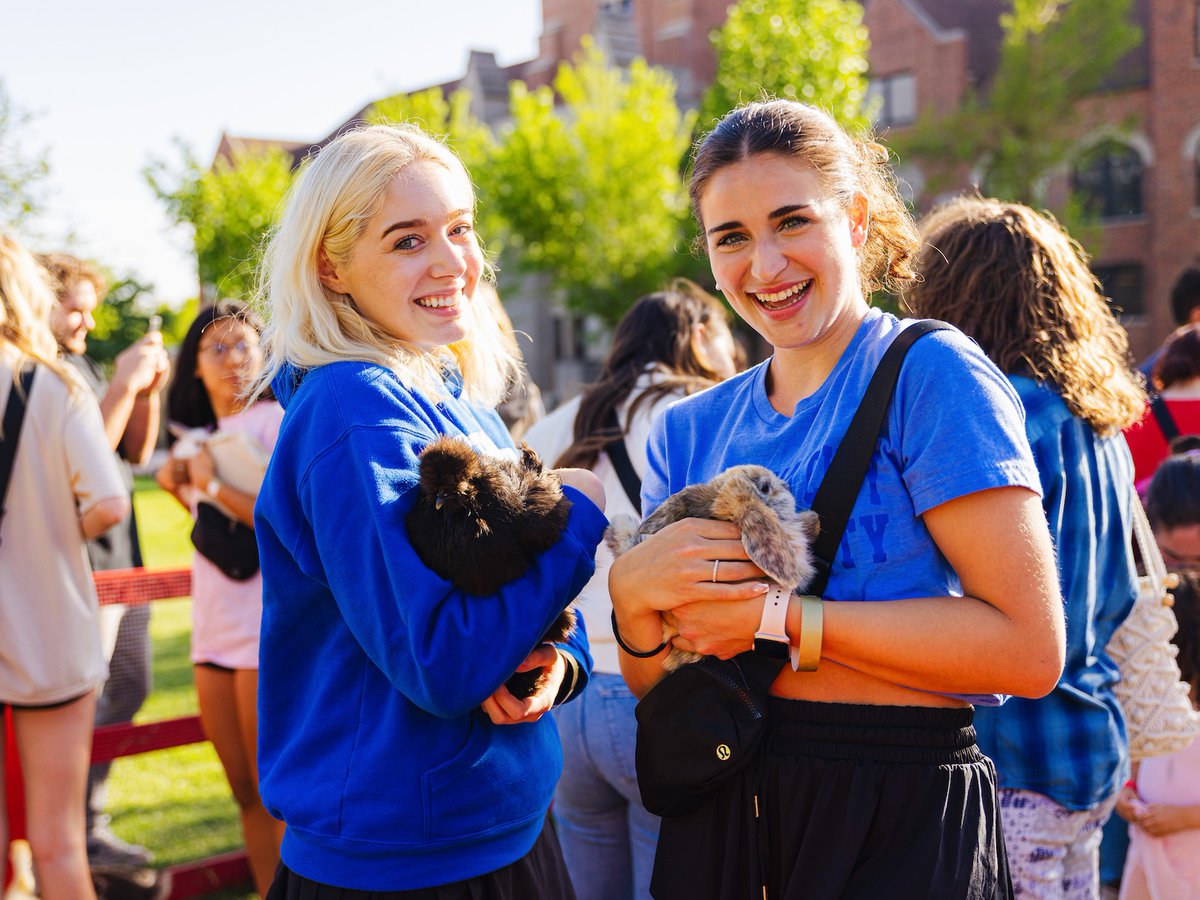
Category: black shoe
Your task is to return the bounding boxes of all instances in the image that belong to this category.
[92,867,172,900]
[86,819,154,870]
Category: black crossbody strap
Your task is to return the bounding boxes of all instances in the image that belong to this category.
[1150,395,1180,443]
[604,408,644,516]
[0,364,37,542]
[806,320,953,596]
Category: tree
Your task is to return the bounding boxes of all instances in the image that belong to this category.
[0,79,49,229]
[894,0,1141,206]
[145,142,294,300]
[87,273,193,367]
[700,0,872,132]
[366,87,503,248]
[487,39,697,324]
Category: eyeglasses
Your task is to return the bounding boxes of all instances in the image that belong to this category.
[199,340,259,360]
[1158,542,1200,572]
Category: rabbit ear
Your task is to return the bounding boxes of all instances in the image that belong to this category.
[800,509,821,537]
[742,519,803,594]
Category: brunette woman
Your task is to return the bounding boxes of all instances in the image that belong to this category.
[609,100,1065,899]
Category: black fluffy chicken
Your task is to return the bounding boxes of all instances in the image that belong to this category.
[406,435,576,698]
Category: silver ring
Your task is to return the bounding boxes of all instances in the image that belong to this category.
[711,559,721,583]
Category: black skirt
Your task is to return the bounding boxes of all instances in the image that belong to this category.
[265,817,576,900]
[651,698,1013,900]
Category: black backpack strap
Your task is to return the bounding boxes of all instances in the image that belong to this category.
[0,364,37,542]
[1150,395,1180,443]
[605,408,643,516]
[807,320,953,595]
[735,320,952,688]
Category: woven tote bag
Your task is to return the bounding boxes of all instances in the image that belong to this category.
[1106,494,1200,760]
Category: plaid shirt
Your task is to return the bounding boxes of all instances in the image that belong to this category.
[974,376,1138,811]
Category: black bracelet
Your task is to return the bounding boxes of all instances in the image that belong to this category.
[610,610,669,658]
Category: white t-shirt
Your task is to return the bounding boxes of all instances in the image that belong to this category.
[0,349,125,704]
[525,370,690,674]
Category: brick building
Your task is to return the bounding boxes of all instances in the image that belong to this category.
[219,0,1200,377]
[524,0,1200,361]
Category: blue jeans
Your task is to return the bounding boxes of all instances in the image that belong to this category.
[553,673,660,900]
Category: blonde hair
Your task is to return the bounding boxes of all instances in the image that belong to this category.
[0,232,80,395]
[689,99,918,295]
[253,123,516,406]
[906,196,1145,435]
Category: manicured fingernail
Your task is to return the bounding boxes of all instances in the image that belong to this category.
[754,583,770,593]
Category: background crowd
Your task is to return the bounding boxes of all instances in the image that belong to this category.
[2,96,1200,900]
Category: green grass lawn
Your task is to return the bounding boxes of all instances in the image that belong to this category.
[102,478,255,898]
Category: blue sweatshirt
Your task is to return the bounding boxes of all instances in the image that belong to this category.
[254,361,606,891]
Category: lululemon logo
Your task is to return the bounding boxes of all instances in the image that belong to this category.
[716,743,731,761]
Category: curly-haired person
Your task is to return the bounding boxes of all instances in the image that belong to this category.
[908,196,1144,900]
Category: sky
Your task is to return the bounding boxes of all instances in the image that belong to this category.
[0,0,542,306]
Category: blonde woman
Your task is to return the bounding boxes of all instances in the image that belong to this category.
[251,124,606,898]
[908,197,1144,898]
[0,233,127,899]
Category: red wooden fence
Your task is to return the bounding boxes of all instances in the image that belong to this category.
[4,567,251,898]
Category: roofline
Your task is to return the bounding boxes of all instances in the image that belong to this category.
[897,0,967,43]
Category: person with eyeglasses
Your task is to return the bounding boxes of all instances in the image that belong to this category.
[154,300,283,895]
[1115,448,1200,897]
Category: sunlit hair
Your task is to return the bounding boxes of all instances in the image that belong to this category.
[252,123,516,406]
[168,300,270,437]
[1153,323,1200,392]
[555,279,736,470]
[688,99,918,294]
[906,196,1144,436]
[34,251,107,300]
[0,232,80,396]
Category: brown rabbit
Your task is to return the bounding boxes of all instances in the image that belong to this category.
[605,464,819,670]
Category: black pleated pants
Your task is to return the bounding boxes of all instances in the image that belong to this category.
[651,698,1013,900]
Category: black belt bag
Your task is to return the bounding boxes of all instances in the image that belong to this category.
[191,501,260,581]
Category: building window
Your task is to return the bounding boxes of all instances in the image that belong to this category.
[866,73,917,128]
[1072,140,1145,219]
[1195,151,1200,210]
[1095,263,1145,318]
[1195,0,1200,60]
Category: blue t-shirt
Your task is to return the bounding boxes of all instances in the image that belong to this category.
[644,308,1041,706]
[973,376,1138,810]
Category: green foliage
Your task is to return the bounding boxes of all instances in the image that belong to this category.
[894,0,1141,206]
[488,39,697,324]
[0,79,49,229]
[87,274,193,367]
[367,87,503,250]
[145,142,293,300]
[700,0,871,131]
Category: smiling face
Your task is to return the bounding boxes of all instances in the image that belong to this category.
[319,159,482,352]
[50,279,99,355]
[699,153,869,361]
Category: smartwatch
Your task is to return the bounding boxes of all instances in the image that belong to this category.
[753,585,791,660]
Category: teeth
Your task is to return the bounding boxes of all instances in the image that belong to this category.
[416,294,459,309]
[754,281,809,304]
